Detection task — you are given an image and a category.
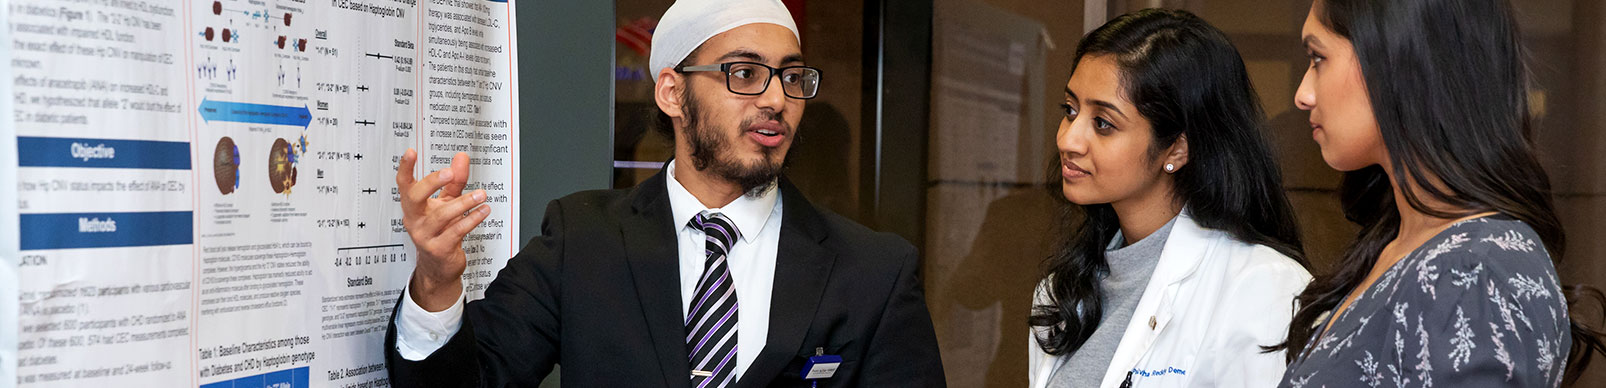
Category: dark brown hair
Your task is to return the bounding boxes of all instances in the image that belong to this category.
[1279,0,1605,383]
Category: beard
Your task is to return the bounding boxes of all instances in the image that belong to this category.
[680,91,787,197]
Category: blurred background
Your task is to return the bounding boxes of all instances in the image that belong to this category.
[523,0,1606,385]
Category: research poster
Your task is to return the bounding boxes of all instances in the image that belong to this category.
[6,0,520,386]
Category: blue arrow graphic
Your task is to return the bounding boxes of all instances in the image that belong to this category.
[198,98,312,127]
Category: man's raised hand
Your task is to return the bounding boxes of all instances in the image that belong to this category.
[396,149,488,311]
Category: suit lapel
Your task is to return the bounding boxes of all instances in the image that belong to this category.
[620,168,692,388]
[736,179,837,387]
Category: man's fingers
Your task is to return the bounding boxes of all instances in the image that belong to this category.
[408,165,456,206]
[411,189,483,238]
[396,148,427,214]
[438,205,492,243]
[396,148,418,189]
[441,152,471,198]
[419,205,484,276]
[436,190,488,224]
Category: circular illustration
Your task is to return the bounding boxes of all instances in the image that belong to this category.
[268,138,299,194]
[212,137,240,194]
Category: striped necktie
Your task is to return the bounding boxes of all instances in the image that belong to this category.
[687,211,740,387]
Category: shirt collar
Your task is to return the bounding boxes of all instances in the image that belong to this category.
[665,160,780,242]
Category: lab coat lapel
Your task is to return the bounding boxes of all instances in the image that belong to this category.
[1099,211,1211,388]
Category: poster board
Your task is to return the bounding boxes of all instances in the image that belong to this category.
[4,0,520,386]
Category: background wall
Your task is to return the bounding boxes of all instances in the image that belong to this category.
[517,0,617,248]
[516,1,618,386]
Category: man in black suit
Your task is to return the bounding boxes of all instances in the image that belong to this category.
[383,0,944,386]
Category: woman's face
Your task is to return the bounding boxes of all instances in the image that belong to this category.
[1295,4,1387,171]
[1056,55,1181,206]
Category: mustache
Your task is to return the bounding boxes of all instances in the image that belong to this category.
[739,109,789,131]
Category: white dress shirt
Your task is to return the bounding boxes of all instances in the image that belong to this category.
[395,160,783,382]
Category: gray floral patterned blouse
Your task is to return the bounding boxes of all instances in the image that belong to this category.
[1281,216,1571,387]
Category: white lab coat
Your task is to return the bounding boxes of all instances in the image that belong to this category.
[1028,211,1312,388]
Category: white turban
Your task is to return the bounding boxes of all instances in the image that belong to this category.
[650,0,800,83]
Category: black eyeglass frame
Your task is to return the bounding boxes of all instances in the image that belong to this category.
[675,61,823,100]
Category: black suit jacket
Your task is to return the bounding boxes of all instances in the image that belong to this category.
[384,169,945,387]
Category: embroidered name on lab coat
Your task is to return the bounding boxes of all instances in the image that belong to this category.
[1130,366,1188,378]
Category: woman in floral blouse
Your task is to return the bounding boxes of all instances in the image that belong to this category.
[1274,0,1605,386]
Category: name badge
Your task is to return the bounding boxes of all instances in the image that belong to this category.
[801,354,842,379]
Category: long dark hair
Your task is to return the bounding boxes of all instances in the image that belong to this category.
[1279,0,1606,381]
[1029,8,1308,356]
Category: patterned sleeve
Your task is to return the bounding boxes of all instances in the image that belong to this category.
[1409,228,1570,387]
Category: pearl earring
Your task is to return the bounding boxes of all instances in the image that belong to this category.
[1165,163,1175,173]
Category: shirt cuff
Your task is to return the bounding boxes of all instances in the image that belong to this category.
[394,282,465,360]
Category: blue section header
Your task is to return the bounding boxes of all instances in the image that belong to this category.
[16,137,191,170]
[20,211,192,251]
[200,367,311,388]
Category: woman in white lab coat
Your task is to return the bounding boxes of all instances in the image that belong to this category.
[1028,9,1312,388]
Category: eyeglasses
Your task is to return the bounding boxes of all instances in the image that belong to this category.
[676,61,822,99]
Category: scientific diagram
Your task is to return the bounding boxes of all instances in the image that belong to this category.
[267,137,302,194]
[214,136,241,194]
